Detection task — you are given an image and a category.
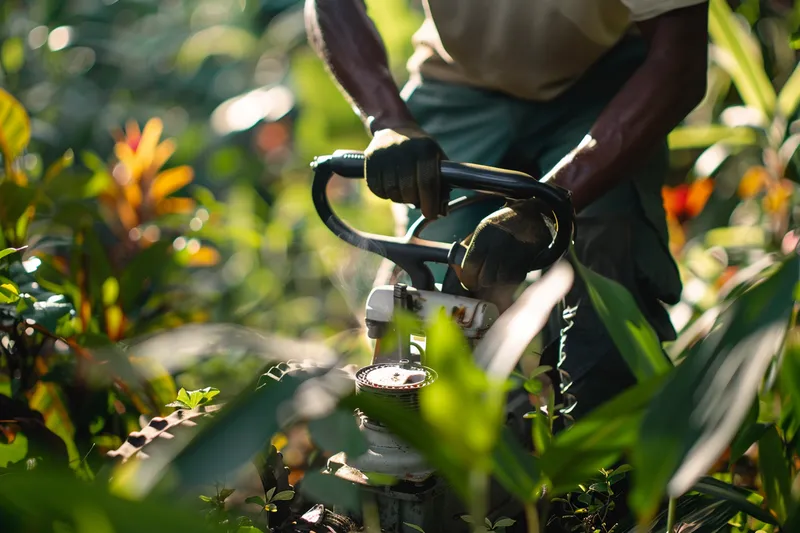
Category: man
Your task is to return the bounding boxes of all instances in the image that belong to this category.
[305,0,709,421]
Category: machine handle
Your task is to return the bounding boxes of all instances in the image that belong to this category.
[311,150,575,291]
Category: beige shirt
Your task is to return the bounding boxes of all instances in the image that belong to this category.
[407,0,706,101]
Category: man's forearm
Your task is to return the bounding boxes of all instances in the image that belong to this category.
[543,58,706,212]
[304,0,415,132]
[543,3,709,213]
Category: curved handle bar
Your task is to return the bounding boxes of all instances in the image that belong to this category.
[311,150,575,291]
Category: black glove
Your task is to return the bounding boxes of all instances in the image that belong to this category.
[458,199,556,290]
[364,125,447,219]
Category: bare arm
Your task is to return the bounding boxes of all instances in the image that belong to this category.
[304,0,416,132]
[542,3,710,213]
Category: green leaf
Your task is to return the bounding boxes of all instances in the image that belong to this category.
[631,256,797,521]
[778,60,800,117]
[708,0,776,116]
[541,374,667,494]
[530,412,551,455]
[758,425,792,522]
[668,125,758,150]
[271,490,295,502]
[299,471,360,513]
[691,476,778,525]
[0,470,220,533]
[572,253,671,382]
[0,247,25,261]
[20,294,74,332]
[0,88,30,161]
[101,277,119,307]
[403,522,426,533]
[780,333,800,428]
[460,515,475,524]
[244,496,266,507]
[0,275,19,304]
[731,400,769,462]
[218,488,235,501]
[493,517,517,528]
[0,433,28,468]
[307,408,367,457]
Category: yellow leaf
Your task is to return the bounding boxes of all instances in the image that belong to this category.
[152,138,177,173]
[117,199,139,231]
[0,88,31,162]
[763,180,793,214]
[156,196,196,215]
[738,167,768,199]
[149,166,194,201]
[105,305,124,342]
[187,246,221,267]
[123,183,142,209]
[114,142,141,182]
[137,118,164,174]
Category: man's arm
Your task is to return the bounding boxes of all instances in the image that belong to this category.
[542,3,709,213]
[304,0,416,132]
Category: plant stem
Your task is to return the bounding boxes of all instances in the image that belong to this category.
[524,502,540,533]
[666,497,677,533]
[469,469,490,533]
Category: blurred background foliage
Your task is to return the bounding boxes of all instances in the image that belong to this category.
[2,0,800,531]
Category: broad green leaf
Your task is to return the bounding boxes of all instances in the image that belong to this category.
[730,399,763,461]
[778,61,800,118]
[271,490,295,502]
[307,408,367,457]
[0,88,31,161]
[708,0,776,116]
[19,294,74,332]
[619,494,739,533]
[299,470,360,513]
[780,332,800,427]
[0,470,219,533]
[244,496,266,506]
[541,374,668,494]
[692,476,778,525]
[493,517,517,528]
[572,253,672,381]
[758,425,792,522]
[631,256,797,520]
[668,125,758,150]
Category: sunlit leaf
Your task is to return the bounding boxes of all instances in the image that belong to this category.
[0,432,28,468]
[708,0,776,116]
[572,253,671,382]
[0,470,219,533]
[758,425,792,522]
[0,247,25,261]
[668,125,758,150]
[692,476,777,525]
[778,60,800,118]
[186,246,221,267]
[0,88,31,162]
[631,256,797,520]
[541,374,667,494]
[149,166,194,202]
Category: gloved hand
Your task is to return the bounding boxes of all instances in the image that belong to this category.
[364,125,447,219]
[458,199,556,290]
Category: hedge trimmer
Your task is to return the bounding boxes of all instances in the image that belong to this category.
[110,151,575,533]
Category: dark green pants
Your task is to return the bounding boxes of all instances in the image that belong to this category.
[401,37,681,421]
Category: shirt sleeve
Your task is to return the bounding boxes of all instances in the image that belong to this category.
[620,0,708,21]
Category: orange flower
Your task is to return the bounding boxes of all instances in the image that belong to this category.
[662,177,714,223]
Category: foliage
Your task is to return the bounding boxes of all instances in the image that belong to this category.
[1,1,800,533]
